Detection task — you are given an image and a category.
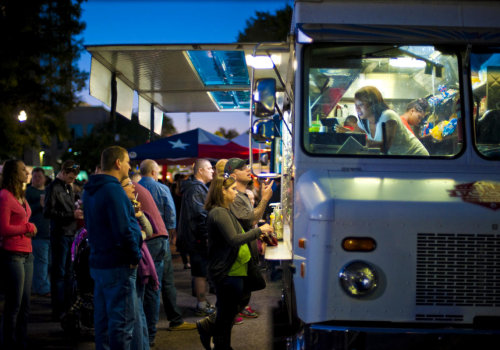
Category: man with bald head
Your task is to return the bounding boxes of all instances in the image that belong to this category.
[138,159,176,230]
[139,159,195,338]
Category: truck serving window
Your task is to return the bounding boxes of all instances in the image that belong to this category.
[303,45,462,157]
[471,50,500,159]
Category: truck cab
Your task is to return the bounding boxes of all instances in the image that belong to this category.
[251,1,500,348]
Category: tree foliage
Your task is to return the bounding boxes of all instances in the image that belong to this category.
[237,4,293,42]
[161,114,177,137]
[65,113,177,173]
[215,127,239,140]
[0,0,87,160]
[65,113,150,173]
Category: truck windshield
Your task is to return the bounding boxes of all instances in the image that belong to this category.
[303,44,462,157]
[471,50,500,159]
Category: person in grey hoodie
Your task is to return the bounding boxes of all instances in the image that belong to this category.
[83,146,142,350]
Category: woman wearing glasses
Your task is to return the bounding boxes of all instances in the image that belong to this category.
[199,176,273,350]
[121,177,158,350]
[0,160,37,349]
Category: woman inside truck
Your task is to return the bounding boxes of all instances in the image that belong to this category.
[352,86,429,156]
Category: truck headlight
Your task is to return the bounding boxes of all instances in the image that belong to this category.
[339,260,378,298]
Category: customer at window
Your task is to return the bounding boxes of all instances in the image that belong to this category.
[199,176,273,350]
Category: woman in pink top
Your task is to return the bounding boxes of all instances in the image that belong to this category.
[0,159,37,350]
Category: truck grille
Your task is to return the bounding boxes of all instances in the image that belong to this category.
[416,233,500,307]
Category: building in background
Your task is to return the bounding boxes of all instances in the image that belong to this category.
[23,105,109,167]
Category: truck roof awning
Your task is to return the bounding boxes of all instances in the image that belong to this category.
[86,43,290,115]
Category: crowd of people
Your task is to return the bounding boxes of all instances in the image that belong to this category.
[0,147,277,350]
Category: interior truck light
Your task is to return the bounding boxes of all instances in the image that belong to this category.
[246,55,274,69]
[389,57,426,68]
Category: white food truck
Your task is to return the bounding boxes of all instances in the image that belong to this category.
[87,1,500,348]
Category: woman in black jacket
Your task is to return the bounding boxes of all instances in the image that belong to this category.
[201,176,273,350]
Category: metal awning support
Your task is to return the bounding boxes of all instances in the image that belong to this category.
[150,102,155,141]
[111,72,117,141]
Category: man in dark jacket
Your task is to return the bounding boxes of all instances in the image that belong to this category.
[43,159,83,319]
[83,145,142,350]
[178,158,215,315]
[26,167,51,296]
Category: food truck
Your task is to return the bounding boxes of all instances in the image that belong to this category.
[87,0,500,348]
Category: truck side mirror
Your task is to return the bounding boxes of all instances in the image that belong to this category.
[253,78,276,118]
[252,119,275,143]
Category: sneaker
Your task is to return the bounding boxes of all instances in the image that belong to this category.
[239,305,258,318]
[233,316,244,325]
[195,302,216,316]
[196,319,212,350]
[168,321,197,331]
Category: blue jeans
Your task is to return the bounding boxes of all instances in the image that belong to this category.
[1,251,34,350]
[161,238,183,325]
[50,235,74,318]
[32,239,51,295]
[144,237,183,342]
[90,266,138,350]
[132,280,149,350]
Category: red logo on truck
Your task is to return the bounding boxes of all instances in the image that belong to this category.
[448,181,500,210]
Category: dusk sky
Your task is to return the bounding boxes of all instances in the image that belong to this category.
[78,0,290,135]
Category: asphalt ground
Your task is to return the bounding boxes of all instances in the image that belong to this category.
[0,247,283,350]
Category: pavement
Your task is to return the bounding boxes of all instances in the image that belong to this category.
[0,246,283,350]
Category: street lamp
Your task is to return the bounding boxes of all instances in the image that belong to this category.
[18,110,27,122]
[39,151,45,166]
